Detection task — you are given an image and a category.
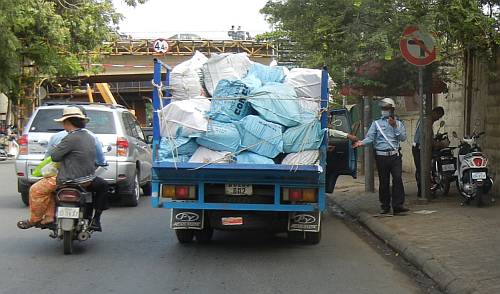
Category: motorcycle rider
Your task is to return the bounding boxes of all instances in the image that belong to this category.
[412,107,445,198]
[17,107,108,231]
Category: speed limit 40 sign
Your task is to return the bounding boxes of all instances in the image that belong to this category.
[153,39,169,53]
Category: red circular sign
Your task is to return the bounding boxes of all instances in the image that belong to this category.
[399,26,437,66]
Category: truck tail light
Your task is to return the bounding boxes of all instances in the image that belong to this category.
[282,188,317,203]
[161,185,196,200]
[19,134,28,155]
[116,137,129,157]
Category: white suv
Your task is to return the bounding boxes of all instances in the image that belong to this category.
[16,103,152,207]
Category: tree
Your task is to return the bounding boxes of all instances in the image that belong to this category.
[0,0,146,98]
[260,0,500,95]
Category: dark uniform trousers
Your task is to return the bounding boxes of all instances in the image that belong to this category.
[375,153,405,210]
[87,176,109,211]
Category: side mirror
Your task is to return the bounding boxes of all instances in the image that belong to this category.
[452,131,458,138]
[439,121,445,128]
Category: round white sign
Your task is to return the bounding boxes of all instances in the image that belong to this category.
[152,39,169,53]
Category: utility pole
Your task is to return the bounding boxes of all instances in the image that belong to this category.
[363,96,374,192]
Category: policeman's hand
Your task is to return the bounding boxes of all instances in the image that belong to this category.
[388,116,397,128]
[353,141,364,148]
[347,134,358,142]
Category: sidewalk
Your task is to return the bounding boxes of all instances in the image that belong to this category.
[329,173,500,294]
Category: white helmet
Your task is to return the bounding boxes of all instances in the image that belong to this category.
[380,98,395,108]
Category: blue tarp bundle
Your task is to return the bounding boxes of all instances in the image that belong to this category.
[236,151,275,164]
[196,120,241,152]
[249,83,314,127]
[247,63,286,84]
[282,121,325,153]
[209,79,253,122]
[158,137,198,161]
[235,115,284,158]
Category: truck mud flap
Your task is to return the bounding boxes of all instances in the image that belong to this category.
[170,209,204,230]
[288,211,321,233]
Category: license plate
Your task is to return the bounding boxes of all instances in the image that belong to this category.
[225,184,253,196]
[222,217,243,226]
[28,144,46,154]
[472,172,487,180]
[442,164,455,172]
[57,207,80,219]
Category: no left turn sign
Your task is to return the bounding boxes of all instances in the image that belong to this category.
[399,26,437,66]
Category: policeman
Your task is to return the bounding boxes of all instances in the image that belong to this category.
[354,98,409,214]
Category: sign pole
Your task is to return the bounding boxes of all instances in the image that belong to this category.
[400,25,437,202]
[419,67,431,201]
[363,96,374,192]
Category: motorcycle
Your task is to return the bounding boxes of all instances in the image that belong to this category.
[431,121,457,196]
[52,181,95,254]
[452,130,494,207]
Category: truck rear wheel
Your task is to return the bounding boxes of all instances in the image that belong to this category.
[175,229,195,243]
[195,226,214,243]
[305,230,322,245]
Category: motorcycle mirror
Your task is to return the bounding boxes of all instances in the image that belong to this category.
[452,131,458,138]
[439,121,445,128]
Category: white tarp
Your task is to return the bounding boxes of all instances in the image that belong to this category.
[170,51,208,100]
[284,68,322,98]
[188,147,232,163]
[202,53,252,96]
[159,98,211,137]
[281,150,319,166]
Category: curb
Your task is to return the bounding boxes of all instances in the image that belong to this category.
[334,200,477,294]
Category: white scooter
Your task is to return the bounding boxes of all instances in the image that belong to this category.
[452,131,494,206]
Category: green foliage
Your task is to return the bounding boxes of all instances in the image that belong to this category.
[261,0,500,95]
[0,0,146,97]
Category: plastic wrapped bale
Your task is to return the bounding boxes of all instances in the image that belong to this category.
[158,137,198,161]
[247,63,286,84]
[170,51,207,100]
[281,150,320,165]
[160,155,191,163]
[282,121,325,153]
[235,115,284,158]
[236,151,275,164]
[241,74,262,92]
[196,120,240,152]
[188,147,232,164]
[202,53,252,96]
[209,79,254,122]
[249,83,314,127]
[159,98,210,137]
[285,68,324,98]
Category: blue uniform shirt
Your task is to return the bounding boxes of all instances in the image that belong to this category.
[361,117,407,151]
[46,130,107,166]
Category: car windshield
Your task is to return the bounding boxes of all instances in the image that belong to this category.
[29,108,116,134]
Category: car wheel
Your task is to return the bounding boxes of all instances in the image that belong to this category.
[141,182,152,196]
[21,192,29,207]
[123,170,140,207]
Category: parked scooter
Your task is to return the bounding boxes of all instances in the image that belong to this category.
[452,130,494,206]
[52,181,95,255]
[431,121,457,196]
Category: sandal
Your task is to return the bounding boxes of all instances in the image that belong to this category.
[17,220,40,230]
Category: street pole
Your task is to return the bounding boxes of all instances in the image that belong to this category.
[363,96,374,192]
[419,67,431,200]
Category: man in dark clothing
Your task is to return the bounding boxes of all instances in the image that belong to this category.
[412,107,445,198]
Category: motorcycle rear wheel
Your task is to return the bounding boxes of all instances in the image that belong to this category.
[63,231,73,255]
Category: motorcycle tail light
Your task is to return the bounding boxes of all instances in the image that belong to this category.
[473,157,483,167]
[57,189,81,203]
[19,134,28,155]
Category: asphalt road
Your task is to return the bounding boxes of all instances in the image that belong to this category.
[0,161,428,294]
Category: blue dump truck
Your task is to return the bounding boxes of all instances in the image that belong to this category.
[150,58,356,244]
